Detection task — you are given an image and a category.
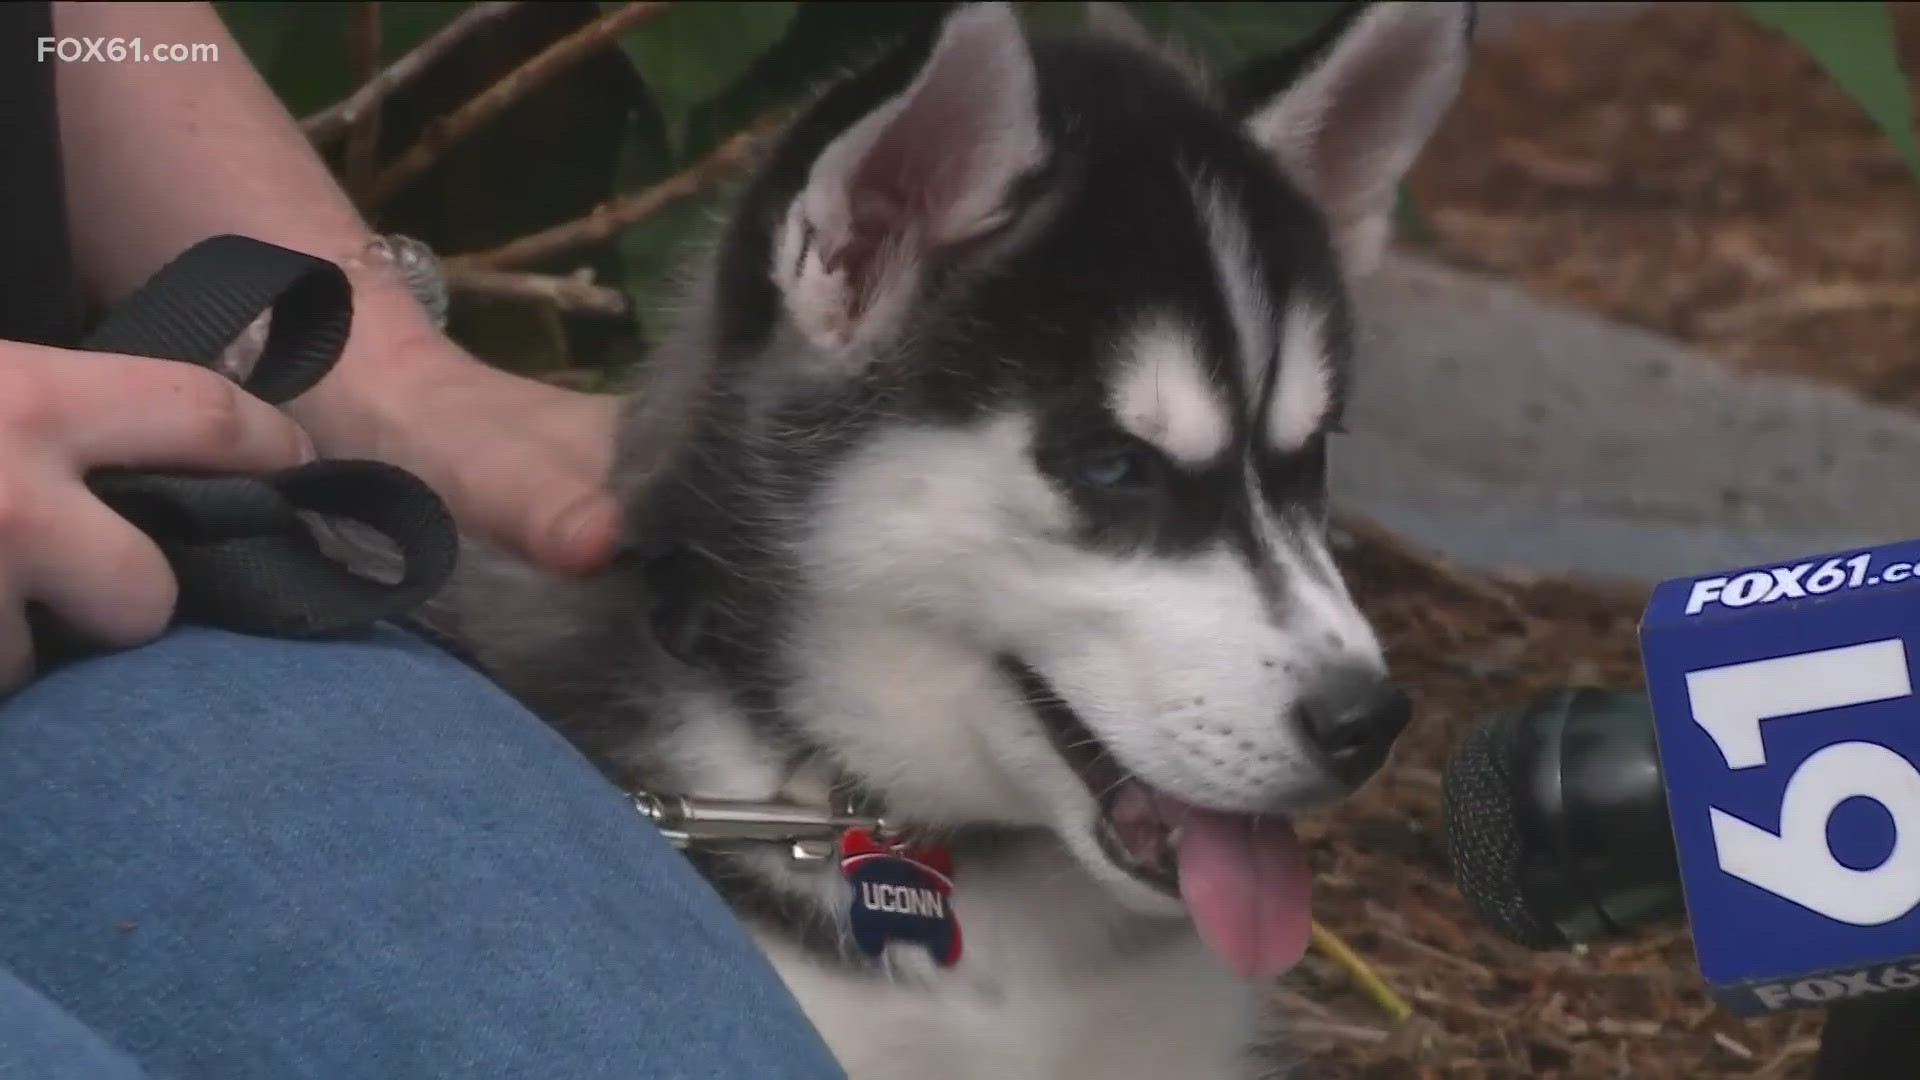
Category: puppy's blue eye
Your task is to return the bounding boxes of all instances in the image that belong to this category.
[1069,444,1155,490]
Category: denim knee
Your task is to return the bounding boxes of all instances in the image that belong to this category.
[0,625,843,1080]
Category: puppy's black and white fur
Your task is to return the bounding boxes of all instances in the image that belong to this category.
[443,4,1471,1076]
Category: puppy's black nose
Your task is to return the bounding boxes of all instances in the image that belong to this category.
[1298,668,1413,788]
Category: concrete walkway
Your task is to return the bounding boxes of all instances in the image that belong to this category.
[1334,254,1920,584]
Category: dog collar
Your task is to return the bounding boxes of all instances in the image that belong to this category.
[617,543,967,966]
[630,789,896,862]
[632,787,965,967]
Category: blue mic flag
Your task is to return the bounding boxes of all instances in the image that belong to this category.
[1641,538,1920,1015]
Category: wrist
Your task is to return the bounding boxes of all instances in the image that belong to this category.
[281,235,471,452]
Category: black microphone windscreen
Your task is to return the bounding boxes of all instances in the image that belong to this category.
[1442,706,1569,950]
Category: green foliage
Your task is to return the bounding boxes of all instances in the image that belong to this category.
[610,1,798,160]
[1738,1,1920,182]
[220,0,1919,370]
[1017,1,1088,36]
[1126,1,1344,71]
[617,194,728,327]
[216,2,465,118]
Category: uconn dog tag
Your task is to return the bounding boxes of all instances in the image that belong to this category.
[840,829,961,966]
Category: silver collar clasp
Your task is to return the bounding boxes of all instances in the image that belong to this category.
[632,791,893,862]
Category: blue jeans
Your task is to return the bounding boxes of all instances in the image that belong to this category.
[0,625,844,1080]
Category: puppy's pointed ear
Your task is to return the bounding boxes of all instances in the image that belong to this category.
[1242,1,1471,277]
[776,2,1046,356]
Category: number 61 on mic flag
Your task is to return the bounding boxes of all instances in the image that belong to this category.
[1641,538,1920,1015]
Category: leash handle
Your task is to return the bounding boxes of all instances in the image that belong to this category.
[32,235,458,655]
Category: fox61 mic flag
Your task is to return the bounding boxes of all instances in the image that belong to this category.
[1640,538,1920,1016]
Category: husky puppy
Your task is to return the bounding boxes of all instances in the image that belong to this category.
[447,3,1471,1076]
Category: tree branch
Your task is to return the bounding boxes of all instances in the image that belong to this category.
[448,112,785,273]
[342,2,384,197]
[302,1,522,146]
[361,1,672,208]
[444,266,632,319]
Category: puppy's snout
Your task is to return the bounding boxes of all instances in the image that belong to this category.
[1295,667,1412,789]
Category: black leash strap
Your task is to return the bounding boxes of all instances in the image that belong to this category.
[33,234,458,653]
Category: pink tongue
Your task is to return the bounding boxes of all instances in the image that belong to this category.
[1168,802,1312,981]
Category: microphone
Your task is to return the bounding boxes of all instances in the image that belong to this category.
[1442,539,1920,1017]
[1442,688,1682,950]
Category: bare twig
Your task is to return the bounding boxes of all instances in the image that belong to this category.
[1311,920,1414,1025]
[1561,1017,1663,1039]
[363,1,671,207]
[1711,1031,1755,1061]
[343,2,384,197]
[1267,986,1340,1022]
[448,112,786,272]
[1283,1019,1394,1045]
[1372,925,1497,982]
[444,266,632,318]
[1403,985,1509,1022]
[303,1,521,146]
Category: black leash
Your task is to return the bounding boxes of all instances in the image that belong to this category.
[28,234,458,658]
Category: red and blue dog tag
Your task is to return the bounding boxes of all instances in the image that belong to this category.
[839,828,961,966]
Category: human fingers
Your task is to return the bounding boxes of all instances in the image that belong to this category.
[2,470,179,650]
[0,343,313,474]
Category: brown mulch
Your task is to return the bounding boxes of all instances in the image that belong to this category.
[1405,1,1920,410]
[1292,522,1824,1079]
[1274,7,1920,1075]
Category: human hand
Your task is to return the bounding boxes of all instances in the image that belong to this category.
[291,336,624,577]
[0,339,315,691]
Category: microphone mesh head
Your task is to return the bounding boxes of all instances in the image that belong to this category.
[1442,705,1569,951]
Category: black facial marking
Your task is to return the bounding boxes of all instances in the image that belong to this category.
[1032,407,1245,554]
[581,26,1359,753]
[1259,432,1331,517]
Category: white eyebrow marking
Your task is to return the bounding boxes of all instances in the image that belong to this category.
[1110,318,1233,466]
[1268,298,1333,452]
[1189,172,1338,453]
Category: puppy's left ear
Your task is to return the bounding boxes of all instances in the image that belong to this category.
[776,2,1047,357]
[1242,1,1471,277]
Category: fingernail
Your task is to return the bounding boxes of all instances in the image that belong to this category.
[295,427,318,464]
